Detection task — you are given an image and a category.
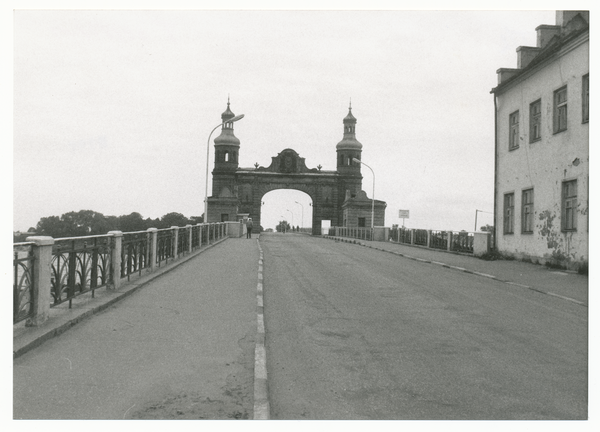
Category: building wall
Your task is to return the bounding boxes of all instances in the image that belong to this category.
[495,31,588,268]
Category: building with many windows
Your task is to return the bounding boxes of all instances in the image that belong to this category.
[491,11,589,270]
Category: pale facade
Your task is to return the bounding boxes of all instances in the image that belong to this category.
[491,11,589,270]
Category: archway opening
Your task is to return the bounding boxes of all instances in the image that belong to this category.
[260,190,313,232]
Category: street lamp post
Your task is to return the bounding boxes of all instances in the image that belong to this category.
[204,114,244,222]
[353,158,375,231]
[294,201,304,229]
[286,209,294,228]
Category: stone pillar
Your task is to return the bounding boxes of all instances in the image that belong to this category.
[186,225,193,253]
[171,226,179,257]
[426,230,432,248]
[447,231,453,251]
[147,228,158,272]
[473,232,491,256]
[24,236,54,327]
[107,231,123,290]
[410,229,415,245]
[373,227,389,242]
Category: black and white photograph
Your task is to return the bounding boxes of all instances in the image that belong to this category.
[8,1,594,429]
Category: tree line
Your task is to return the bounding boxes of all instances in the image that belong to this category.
[14,210,202,242]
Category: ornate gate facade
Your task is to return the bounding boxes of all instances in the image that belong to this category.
[206,102,385,234]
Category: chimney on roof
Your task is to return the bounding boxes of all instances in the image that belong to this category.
[556,11,589,28]
[536,24,561,48]
[496,68,520,85]
[517,46,542,69]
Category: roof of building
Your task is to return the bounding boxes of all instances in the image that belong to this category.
[491,12,589,94]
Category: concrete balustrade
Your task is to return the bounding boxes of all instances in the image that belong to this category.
[17,223,227,327]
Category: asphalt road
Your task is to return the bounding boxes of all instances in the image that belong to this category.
[261,233,587,420]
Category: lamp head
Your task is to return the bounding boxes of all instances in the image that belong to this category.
[229,114,245,123]
[352,158,361,164]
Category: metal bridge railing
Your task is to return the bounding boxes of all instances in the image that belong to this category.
[13,222,228,326]
[13,243,35,324]
[51,235,113,308]
[329,226,478,255]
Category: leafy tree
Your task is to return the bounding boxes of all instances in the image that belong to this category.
[36,215,71,238]
[28,209,198,239]
[159,212,190,229]
[276,220,291,233]
[117,212,147,232]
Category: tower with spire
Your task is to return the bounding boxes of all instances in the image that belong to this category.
[208,99,242,223]
[336,101,363,206]
[336,101,362,175]
[213,98,240,172]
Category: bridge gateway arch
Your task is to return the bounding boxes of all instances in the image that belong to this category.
[206,101,386,234]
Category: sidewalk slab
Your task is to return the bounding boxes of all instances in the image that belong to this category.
[14,236,260,420]
[323,236,588,306]
[13,238,229,358]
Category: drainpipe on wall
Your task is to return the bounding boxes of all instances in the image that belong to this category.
[492,92,498,251]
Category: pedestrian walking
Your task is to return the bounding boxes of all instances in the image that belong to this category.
[246,218,253,239]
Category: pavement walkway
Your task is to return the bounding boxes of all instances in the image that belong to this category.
[322,235,588,307]
[13,236,261,420]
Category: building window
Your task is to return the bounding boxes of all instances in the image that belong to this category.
[503,193,514,234]
[554,86,567,133]
[562,180,577,231]
[529,100,541,142]
[221,213,229,222]
[358,217,366,228]
[522,189,534,233]
[509,111,519,150]
[582,74,589,124]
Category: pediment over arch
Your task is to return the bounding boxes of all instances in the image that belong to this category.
[255,148,321,174]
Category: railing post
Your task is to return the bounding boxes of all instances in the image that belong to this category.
[171,226,179,258]
[24,236,54,327]
[147,228,158,272]
[107,231,123,290]
[447,231,453,251]
[410,229,415,245]
[427,230,432,248]
[186,225,193,253]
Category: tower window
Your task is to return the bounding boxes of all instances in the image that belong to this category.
[224,151,229,162]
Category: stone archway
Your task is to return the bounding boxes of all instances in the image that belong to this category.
[208,148,357,235]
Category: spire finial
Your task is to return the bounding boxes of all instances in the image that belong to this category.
[227,94,230,106]
[349,98,352,110]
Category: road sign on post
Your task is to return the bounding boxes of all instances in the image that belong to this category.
[398,210,409,227]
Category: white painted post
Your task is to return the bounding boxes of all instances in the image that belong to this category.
[24,236,54,327]
[410,229,415,245]
[427,230,432,248]
[147,228,158,272]
[447,231,453,251]
[107,231,123,290]
[186,225,193,253]
[473,232,491,256]
[171,226,179,258]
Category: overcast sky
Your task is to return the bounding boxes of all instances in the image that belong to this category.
[11,5,575,232]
